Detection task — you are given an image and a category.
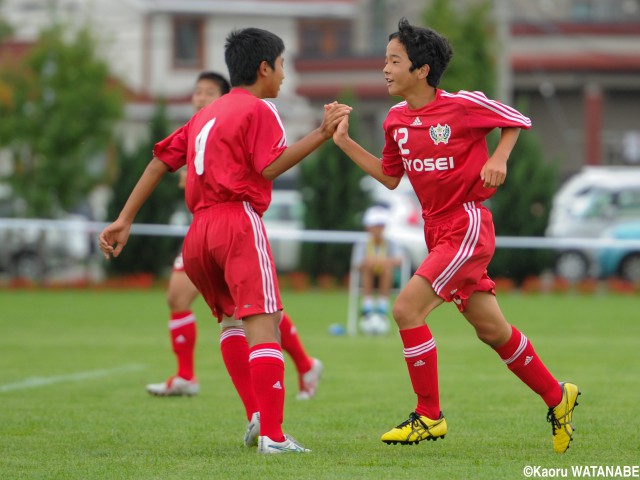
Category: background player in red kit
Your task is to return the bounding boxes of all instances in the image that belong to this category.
[147,71,323,402]
[333,18,579,454]
[146,70,228,397]
[99,27,351,454]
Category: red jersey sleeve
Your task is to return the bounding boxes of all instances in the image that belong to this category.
[247,100,287,174]
[154,124,189,172]
[452,90,532,140]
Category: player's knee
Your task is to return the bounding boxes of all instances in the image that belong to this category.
[392,300,416,328]
[474,325,504,348]
[470,315,511,347]
[167,290,188,311]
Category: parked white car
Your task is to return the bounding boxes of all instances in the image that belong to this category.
[546,166,640,280]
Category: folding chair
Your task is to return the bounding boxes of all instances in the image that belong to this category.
[346,245,412,336]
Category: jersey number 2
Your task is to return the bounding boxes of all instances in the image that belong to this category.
[394,127,410,155]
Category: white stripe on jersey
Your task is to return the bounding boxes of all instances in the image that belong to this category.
[219,327,245,344]
[403,338,436,358]
[441,90,532,127]
[243,202,279,313]
[249,347,285,363]
[432,202,481,295]
[389,101,407,111]
[503,333,528,365]
[261,99,288,148]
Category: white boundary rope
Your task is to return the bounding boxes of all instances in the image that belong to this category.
[1,218,640,249]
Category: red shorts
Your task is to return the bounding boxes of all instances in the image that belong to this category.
[416,202,496,312]
[181,202,282,321]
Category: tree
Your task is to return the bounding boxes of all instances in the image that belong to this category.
[423,0,496,96]
[298,92,371,281]
[0,25,123,217]
[106,101,184,276]
[487,121,558,283]
[0,1,12,43]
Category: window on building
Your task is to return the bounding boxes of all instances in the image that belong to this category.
[571,0,640,21]
[298,19,352,58]
[173,16,204,69]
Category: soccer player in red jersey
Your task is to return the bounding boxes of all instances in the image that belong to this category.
[99,27,351,454]
[147,72,324,401]
[333,18,579,453]
[147,71,229,398]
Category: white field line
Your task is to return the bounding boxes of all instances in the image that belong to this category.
[0,364,146,393]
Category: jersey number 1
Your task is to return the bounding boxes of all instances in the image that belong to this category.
[194,118,216,175]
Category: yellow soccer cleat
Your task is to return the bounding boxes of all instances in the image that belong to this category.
[381,412,447,445]
[547,382,581,453]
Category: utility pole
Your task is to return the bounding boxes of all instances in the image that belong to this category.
[494,0,512,104]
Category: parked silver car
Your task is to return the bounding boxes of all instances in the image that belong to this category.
[0,215,93,280]
[0,179,93,280]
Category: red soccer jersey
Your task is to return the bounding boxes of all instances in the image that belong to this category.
[381,89,531,220]
[154,88,287,215]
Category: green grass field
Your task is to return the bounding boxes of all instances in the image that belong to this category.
[1,288,639,479]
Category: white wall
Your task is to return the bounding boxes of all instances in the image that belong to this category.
[1,0,342,144]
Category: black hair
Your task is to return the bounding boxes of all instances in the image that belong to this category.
[224,27,285,87]
[196,71,231,95]
[389,18,452,88]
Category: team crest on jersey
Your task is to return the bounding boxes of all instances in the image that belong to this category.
[429,123,451,145]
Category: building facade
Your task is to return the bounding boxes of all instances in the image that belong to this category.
[2,0,640,179]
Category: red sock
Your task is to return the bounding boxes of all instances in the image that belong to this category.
[249,343,285,442]
[169,311,196,381]
[279,313,313,386]
[399,325,440,419]
[220,328,258,421]
[494,325,562,407]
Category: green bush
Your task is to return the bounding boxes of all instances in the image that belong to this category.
[487,126,558,283]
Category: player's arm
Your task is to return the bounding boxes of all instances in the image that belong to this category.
[262,102,352,180]
[178,167,187,190]
[99,157,170,259]
[481,127,520,189]
[333,116,401,190]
